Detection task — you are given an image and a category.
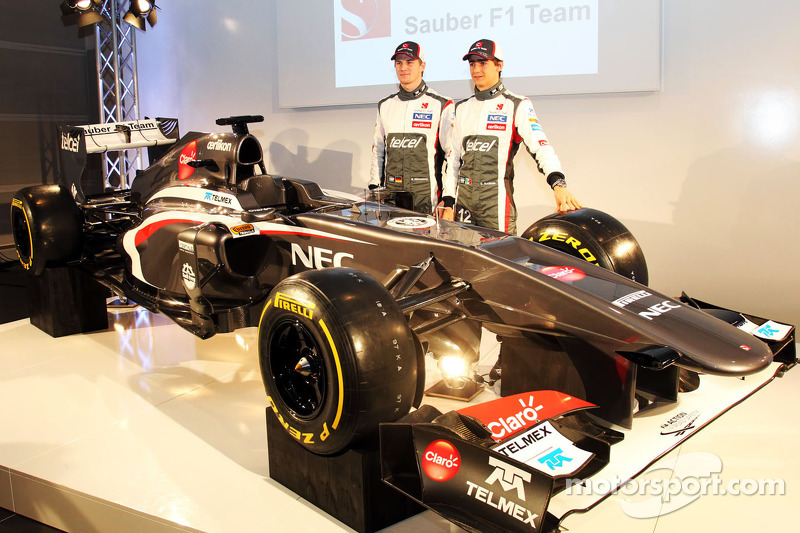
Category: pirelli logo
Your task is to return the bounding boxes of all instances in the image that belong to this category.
[12,198,22,208]
[612,290,652,308]
[275,292,315,319]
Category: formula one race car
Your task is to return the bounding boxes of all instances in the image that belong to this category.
[11,116,796,461]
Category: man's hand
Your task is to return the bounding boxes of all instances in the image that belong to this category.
[553,186,582,213]
[436,202,455,221]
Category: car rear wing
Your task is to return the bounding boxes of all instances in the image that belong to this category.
[57,117,179,202]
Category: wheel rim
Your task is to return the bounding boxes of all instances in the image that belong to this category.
[268,318,327,419]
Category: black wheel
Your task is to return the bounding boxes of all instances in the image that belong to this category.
[258,267,418,455]
[522,208,648,285]
[10,185,82,276]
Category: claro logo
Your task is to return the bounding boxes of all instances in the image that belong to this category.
[340,0,391,41]
[486,395,543,439]
[421,439,461,481]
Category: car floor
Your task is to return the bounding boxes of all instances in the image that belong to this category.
[0,260,798,532]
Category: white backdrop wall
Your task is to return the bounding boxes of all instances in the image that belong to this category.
[137,0,800,328]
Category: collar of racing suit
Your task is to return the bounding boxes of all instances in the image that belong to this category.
[397,80,428,101]
[474,81,505,101]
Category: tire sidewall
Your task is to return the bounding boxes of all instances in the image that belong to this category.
[522,208,649,284]
[260,285,353,454]
[258,268,417,455]
[11,185,82,275]
[522,218,614,271]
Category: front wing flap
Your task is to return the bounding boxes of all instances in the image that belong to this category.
[680,292,796,368]
[380,392,622,533]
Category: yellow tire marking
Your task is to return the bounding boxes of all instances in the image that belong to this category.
[257,298,273,331]
[11,205,33,270]
[319,318,344,430]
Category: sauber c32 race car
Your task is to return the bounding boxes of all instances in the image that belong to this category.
[10,115,795,458]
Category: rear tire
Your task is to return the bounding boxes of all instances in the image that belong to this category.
[522,208,648,285]
[10,185,82,275]
[258,267,418,455]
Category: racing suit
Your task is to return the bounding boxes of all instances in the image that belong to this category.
[369,81,454,214]
[444,81,565,234]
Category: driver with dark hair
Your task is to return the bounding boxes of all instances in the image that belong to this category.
[369,41,454,215]
[443,39,581,233]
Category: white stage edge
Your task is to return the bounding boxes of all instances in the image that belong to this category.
[0,308,797,532]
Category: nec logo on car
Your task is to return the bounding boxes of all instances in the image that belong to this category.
[413,112,433,121]
[487,114,507,123]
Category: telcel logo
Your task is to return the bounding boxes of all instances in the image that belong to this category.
[389,136,422,149]
[465,138,497,152]
[422,439,461,481]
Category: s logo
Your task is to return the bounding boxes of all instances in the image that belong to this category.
[340,0,391,41]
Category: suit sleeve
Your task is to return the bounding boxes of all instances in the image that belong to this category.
[515,99,565,183]
[438,100,454,156]
[442,105,460,200]
[369,106,385,188]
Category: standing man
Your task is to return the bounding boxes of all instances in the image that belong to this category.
[444,39,581,233]
[369,41,454,215]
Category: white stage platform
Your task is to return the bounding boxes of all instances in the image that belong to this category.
[0,307,797,532]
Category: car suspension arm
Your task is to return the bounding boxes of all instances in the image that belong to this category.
[396,279,471,315]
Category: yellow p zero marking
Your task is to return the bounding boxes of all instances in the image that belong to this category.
[11,205,33,269]
[319,319,344,430]
[257,299,273,331]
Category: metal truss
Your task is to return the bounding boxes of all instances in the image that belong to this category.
[95,0,141,189]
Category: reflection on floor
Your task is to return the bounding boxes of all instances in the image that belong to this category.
[0,304,797,532]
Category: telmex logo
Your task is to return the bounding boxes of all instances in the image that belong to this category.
[422,439,461,482]
[484,456,531,501]
[340,0,391,41]
[466,458,539,528]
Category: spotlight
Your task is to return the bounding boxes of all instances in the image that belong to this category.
[123,0,158,31]
[60,0,104,28]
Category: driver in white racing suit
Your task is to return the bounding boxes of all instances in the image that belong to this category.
[443,39,581,233]
[369,41,454,215]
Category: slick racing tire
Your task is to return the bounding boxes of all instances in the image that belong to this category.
[522,208,649,285]
[10,185,82,276]
[258,267,418,455]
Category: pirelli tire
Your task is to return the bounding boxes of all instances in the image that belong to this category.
[10,185,83,276]
[522,208,649,285]
[258,267,418,455]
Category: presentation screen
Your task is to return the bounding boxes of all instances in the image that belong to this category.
[276,0,661,108]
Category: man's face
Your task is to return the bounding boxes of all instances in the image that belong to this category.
[469,58,503,91]
[394,57,424,88]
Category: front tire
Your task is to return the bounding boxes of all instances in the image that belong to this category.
[10,185,82,275]
[258,268,418,455]
[522,208,648,285]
